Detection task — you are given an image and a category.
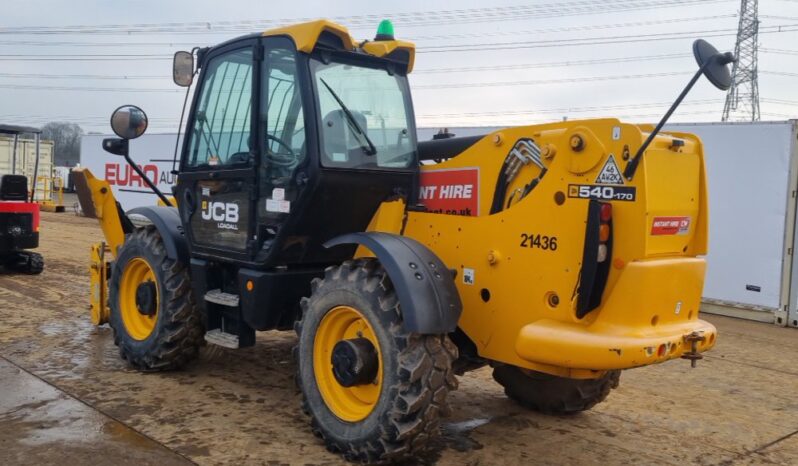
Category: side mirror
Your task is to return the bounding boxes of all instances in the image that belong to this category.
[173,51,194,87]
[692,39,735,91]
[110,105,148,140]
[623,39,734,181]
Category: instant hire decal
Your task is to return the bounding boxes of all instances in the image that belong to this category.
[651,216,691,235]
[418,167,480,216]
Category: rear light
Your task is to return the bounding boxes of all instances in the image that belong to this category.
[600,203,612,222]
[597,202,611,263]
[577,200,614,318]
[597,244,608,262]
[599,224,610,242]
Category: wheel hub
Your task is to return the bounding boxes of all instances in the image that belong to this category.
[331,338,379,387]
[135,281,157,316]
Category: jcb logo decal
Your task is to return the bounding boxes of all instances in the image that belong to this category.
[201,201,239,223]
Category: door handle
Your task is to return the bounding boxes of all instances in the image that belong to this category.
[183,188,196,214]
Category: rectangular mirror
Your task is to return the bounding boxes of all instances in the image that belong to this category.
[173,51,194,87]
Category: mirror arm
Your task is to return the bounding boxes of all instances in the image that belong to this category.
[122,151,174,207]
[623,58,713,181]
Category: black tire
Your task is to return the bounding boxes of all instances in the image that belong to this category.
[109,226,203,371]
[24,252,44,275]
[5,251,44,274]
[296,259,458,464]
[492,364,620,414]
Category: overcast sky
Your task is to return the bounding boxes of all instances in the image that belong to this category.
[0,0,796,134]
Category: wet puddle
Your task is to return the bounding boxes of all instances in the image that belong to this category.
[441,417,491,452]
[0,358,189,465]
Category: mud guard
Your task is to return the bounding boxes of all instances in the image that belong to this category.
[127,206,188,264]
[324,232,463,334]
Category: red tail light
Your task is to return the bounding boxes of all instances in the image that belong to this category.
[600,203,612,222]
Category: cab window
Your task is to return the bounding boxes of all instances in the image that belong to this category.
[262,40,306,182]
[310,57,416,170]
[186,47,253,168]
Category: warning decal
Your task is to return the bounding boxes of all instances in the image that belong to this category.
[595,154,625,185]
[419,167,479,216]
[651,216,691,236]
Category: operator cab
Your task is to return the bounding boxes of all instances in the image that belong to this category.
[173,22,419,267]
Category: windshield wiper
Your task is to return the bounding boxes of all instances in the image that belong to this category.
[319,78,377,156]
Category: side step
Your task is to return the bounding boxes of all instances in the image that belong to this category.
[204,329,239,349]
[204,289,240,307]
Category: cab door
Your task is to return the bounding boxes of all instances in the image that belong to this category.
[176,39,259,262]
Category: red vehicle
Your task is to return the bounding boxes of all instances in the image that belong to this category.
[0,125,44,274]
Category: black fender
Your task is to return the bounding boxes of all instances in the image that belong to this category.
[324,232,463,334]
[127,206,188,264]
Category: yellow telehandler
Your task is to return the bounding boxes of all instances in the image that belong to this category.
[74,19,733,463]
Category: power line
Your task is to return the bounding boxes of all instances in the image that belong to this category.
[419,109,730,125]
[0,55,171,62]
[4,68,794,93]
[414,71,691,90]
[418,100,721,118]
[0,72,163,80]
[9,23,796,62]
[761,70,798,77]
[418,23,798,54]
[760,47,798,55]
[414,53,691,74]
[761,97,798,105]
[0,14,738,47]
[0,84,179,92]
[0,0,732,35]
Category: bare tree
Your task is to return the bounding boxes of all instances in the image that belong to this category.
[41,122,84,167]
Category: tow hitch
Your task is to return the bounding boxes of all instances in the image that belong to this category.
[681,331,706,368]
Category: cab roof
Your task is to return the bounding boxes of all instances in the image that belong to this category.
[263,19,416,73]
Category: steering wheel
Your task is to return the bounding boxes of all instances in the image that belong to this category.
[265,134,299,169]
[266,134,295,156]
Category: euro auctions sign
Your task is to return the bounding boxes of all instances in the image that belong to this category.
[418,167,479,216]
[80,134,181,210]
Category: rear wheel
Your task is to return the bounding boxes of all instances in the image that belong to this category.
[109,226,202,371]
[492,364,620,414]
[296,259,458,463]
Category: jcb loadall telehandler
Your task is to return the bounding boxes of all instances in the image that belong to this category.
[74,20,733,463]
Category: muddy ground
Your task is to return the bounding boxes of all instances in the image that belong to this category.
[1,210,797,465]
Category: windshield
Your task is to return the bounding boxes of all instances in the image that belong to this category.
[310,57,416,169]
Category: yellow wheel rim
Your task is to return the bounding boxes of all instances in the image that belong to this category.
[119,257,158,341]
[313,305,383,422]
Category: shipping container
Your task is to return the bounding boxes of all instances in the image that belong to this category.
[665,121,798,328]
[0,133,55,202]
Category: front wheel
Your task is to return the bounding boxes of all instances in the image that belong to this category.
[295,259,458,463]
[108,226,202,371]
[492,364,620,414]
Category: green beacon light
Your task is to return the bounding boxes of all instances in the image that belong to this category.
[375,19,395,41]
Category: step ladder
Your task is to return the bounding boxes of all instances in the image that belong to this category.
[203,289,241,349]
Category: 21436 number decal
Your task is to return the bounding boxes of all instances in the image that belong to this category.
[519,233,558,251]
[568,184,636,201]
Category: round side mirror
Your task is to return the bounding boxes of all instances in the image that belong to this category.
[110,105,148,140]
[692,39,735,91]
